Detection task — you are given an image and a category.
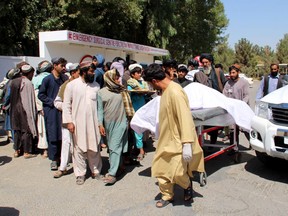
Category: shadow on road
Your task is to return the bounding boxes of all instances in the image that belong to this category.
[203,150,254,177]
[0,207,19,216]
[0,155,12,166]
[245,157,288,184]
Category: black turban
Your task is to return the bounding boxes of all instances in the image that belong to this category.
[200,53,214,64]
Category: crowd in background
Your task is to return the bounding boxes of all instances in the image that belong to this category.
[0,52,285,187]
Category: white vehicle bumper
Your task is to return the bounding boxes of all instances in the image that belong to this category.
[250,116,288,160]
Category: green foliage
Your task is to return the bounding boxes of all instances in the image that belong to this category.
[167,0,228,62]
[212,36,234,72]
[276,34,288,63]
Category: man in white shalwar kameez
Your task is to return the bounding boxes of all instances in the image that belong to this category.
[62,61,102,185]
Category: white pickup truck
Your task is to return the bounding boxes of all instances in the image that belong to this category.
[250,85,288,164]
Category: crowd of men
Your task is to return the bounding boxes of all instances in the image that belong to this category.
[0,52,286,208]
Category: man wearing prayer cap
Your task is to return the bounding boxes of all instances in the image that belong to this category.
[127,63,148,162]
[32,60,52,158]
[62,60,102,185]
[38,57,68,170]
[174,64,192,88]
[10,64,38,158]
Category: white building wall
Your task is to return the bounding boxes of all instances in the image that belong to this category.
[0,56,44,81]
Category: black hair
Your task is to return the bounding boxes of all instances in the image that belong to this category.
[177,66,188,73]
[142,63,166,82]
[80,63,96,75]
[270,63,279,69]
[163,59,177,68]
[215,64,223,69]
[187,59,199,68]
[129,59,137,65]
[53,57,67,66]
[105,62,112,70]
[130,67,142,75]
[112,56,127,69]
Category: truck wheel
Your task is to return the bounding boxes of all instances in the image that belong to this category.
[255,151,274,165]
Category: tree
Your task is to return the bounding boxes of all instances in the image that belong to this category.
[167,0,228,61]
[212,36,234,72]
[0,0,228,59]
[276,34,288,63]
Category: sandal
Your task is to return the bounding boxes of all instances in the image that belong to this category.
[23,153,37,159]
[103,174,116,185]
[184,181,193,202]
[13,150,20,158]
[156,198,174,208]
[136,153,146,162]
[54,170,67,178]
[76,176,85,185]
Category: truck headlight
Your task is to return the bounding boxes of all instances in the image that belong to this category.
[255,101,271,119]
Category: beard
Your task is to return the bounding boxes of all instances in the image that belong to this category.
[270,72,278,77]
[203,66,212,75]
[230,75,239,81]
[84,73,95,83]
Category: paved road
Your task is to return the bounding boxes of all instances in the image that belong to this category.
[1,80,288,216]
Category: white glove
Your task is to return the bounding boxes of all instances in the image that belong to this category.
[182,143,193,162]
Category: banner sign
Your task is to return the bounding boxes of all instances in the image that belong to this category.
[67,31,168,55]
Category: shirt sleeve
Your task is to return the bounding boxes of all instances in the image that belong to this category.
[38,78,54,107]
[97,92,104,126]
[255,77,264,100]
[62,83,73,124]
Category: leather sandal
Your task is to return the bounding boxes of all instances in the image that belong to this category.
[13,150,20,158]
[76,176,85,185]
[184,181,193,202]
[103,174,116,185]
[156,198,174,208]
[54,170,67,178]
[23,153,37,159]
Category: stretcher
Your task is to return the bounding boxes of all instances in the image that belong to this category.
[192,107,240,186]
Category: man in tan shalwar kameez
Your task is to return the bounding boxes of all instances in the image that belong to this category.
[62,61,102,185]
[142,64,205,208]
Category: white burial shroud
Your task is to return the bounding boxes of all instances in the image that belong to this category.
[130,82,255,137]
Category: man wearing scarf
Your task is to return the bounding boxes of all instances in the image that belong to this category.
[62,61,102,185]
[97,69,134,185]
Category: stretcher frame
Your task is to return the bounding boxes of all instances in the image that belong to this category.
[192,110,240,186]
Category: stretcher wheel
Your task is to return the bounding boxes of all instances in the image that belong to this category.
[233,152,242,164]
[199,172,207,186]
